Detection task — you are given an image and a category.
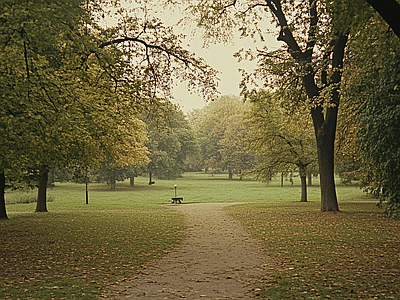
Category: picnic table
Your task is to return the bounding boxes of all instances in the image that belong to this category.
[171,197,183,204]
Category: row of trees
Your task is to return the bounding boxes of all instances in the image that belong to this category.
[2,0,399,217]
[0,0,218,219]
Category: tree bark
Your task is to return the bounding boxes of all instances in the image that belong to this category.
[366,0,400,39]
[35,166,49,212]
[228,170,233,180]
[312,33,347,212]
[266,1,343,211]
[0,172,8,220]
[281,173,284,187]
[299,165,307,202]
[300,175,307,202]
[307,171,312,186]
[130,176,135,187]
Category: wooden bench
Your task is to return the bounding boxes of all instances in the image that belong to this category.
[171,197,183,204]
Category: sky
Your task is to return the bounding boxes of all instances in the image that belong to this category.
[171,35,281,113]
[112,2,282,113]
[164,15,282,113]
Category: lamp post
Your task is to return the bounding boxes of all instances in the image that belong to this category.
[174,184,177,198]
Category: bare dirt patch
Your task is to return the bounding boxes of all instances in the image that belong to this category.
[102,203,277,299]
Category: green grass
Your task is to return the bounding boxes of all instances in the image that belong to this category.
[1,172,389,299]
[227,201,400,299]
[1,210,184,299]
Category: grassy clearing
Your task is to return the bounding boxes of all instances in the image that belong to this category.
[1,172,383,299]
[0,210,184,299]
[227,201,400,299]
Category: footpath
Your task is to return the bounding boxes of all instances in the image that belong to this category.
[102,203,276,299]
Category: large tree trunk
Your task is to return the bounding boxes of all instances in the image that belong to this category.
[110,179,116,191]
[228,170,233,180]
[366,0,400,39]
[317,128,339,211]
[0,172,8,220]
[35,166,49,212]
[130,176,135,187]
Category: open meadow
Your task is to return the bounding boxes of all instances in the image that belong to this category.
[1,172,399,299]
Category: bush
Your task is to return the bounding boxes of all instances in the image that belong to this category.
[5,193,54,205]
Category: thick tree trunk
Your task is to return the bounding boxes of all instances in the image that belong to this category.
[130,176,135,187]
[317,132,339,211]
[110,169,116,190]
[35,166,49,212]
[366,0,400,39]
[228,170,233,180]
[312,33,347,212]
[0,172,8,220]
[267,1,346,212]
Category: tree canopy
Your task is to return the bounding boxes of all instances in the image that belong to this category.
[0,0,218,218]
[340,13,400,216]
[189,95,254,179]
[244,89,317,202]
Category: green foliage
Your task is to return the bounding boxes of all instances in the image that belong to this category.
[228,201,400,299]
[0,0,219,216]
[244,90,317,181]
[143,102,196,180]
[189,95,254,178]
[0,0,149,182]
[342,15,400,217]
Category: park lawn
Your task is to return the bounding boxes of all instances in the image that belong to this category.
[0,210,185,299]
[227,201,400,299]
[1,172,387,299]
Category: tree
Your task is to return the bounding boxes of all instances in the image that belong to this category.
[142,102,196,181]
[92,161,134,190]
[218,114,255,179]
[245,90,317,202]
[185,0,367,211]
[365,0,400,39]
[190,95,254,178]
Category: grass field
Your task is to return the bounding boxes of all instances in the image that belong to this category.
[1,172,398,299]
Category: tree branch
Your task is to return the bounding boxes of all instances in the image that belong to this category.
[98,37,203,72]
[365,0,400,39]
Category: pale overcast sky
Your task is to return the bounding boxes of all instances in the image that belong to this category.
[171,35,281,113]
[112,2,282,113]
[160,11,281,113]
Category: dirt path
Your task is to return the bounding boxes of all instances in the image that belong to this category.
[103,203,276,299]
